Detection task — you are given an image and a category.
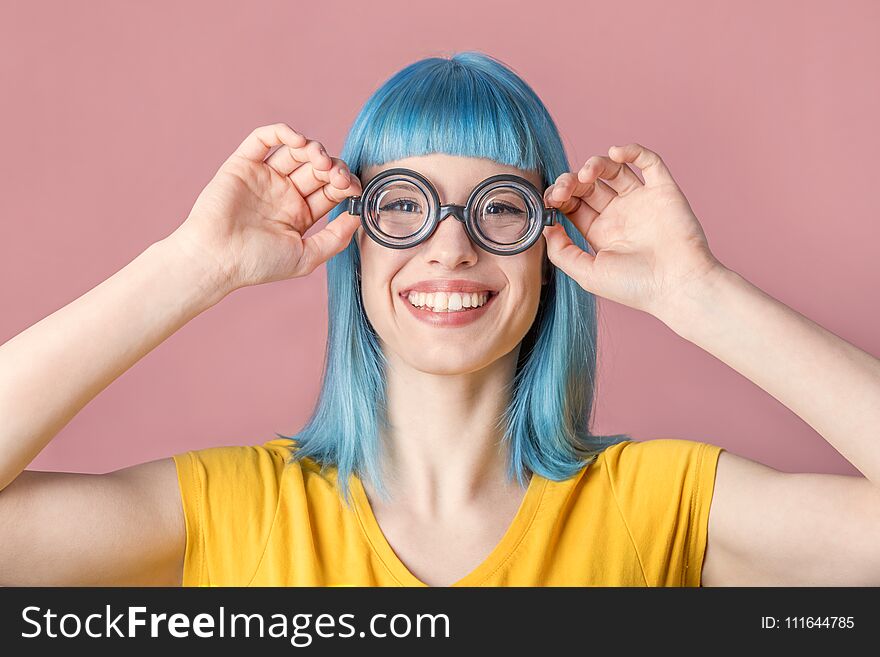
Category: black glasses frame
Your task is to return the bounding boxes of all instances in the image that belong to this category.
[345,167,558,256]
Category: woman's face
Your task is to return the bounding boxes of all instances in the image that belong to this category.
[351,153,550,375]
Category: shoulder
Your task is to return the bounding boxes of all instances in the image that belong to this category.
[596,437,724,492]
[599,437,723,469]
[172,437,296,470]
[170,439,301,532]
[594,438,726,586]
[170,438,318,491]
[170,438,328,586]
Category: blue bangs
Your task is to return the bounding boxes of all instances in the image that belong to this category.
[345,53,556,182]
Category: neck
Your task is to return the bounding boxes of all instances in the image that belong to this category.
[373,345,525,516]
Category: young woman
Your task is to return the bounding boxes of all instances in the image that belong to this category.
[1,52,878,587]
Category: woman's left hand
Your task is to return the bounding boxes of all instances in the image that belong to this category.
[542,143,725,320]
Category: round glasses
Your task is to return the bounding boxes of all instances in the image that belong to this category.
[345,168,558,256]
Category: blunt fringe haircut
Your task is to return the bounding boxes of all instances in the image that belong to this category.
[276,51,630,505]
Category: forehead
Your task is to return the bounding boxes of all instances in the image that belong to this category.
[361,154,544,195]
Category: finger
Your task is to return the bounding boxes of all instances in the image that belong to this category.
[543,181,600,249]
[547,170,617,215]
[266,139,334,180]
[291,156,352,199]
[544,173,588,215]
[232,123,308,163]
[297,212,362,276]
[541,223,598,294]
[578,155,643,196]
[607,143,677,187]
[303,169,363,221]
[544,170,617,250]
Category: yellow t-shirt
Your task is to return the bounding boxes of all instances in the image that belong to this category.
[172,437,724,587]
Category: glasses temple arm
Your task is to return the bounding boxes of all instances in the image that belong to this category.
[347,197,363,216]
[543,208,559,226]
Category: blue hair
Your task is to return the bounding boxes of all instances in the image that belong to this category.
[276,51,630,505]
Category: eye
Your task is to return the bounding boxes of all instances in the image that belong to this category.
[484,202,525,216]
[379,198,423,214]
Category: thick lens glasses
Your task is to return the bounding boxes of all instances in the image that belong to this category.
[346,168,558,256]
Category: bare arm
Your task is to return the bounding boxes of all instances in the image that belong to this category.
[0,459,185,586]
[0,123,362,585]
[0,238,224,585]
[0,236,220,586]
[0,235,223,586]
[0,238,225,493]
[662,267,880,585]
[661,266,880,486]
[703,450,880,585]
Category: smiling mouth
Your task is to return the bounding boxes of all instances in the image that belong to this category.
[401,290,498,313]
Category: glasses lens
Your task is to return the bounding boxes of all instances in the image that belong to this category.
[367,181,430,239]
[473,187,533,246]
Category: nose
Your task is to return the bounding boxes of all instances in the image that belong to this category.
[420,204,479,267]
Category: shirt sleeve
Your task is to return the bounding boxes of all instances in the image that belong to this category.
[171,440,292,586]
[603,438,725,587]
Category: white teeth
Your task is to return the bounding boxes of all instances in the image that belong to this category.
[406,290,491,312]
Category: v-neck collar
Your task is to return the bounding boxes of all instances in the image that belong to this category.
[350,471,549,587]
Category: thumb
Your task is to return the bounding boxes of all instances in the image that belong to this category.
[299,212,361,275]
[543,223,597,294]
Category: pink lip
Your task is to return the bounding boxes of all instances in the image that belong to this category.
[398,279,497,295]
[399,289,498,328]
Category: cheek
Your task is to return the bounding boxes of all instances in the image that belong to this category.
[502,253,546,334]
[357,236,409,317]
[506,250,545,299]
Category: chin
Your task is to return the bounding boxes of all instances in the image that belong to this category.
[397,346,497,376]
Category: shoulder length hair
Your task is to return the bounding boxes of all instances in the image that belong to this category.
[276,51,629,505]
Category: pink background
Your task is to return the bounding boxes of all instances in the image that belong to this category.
[1,1,877,477]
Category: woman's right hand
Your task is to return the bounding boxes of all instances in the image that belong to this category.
[169,123,363,293]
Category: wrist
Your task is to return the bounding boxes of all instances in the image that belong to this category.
[654,261,740,341]
[152,231,235,310]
